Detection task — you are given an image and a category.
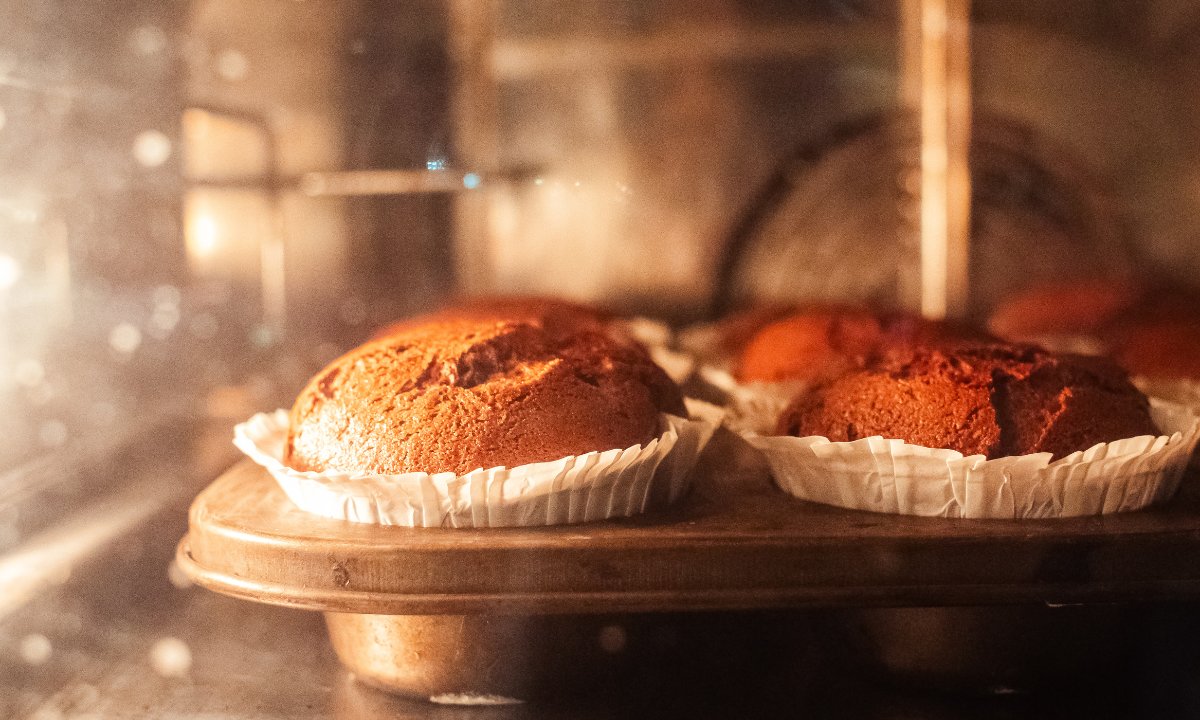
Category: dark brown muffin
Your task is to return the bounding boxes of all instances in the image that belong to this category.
[989,281,1200,382]
[1101,288,1200,381]
[986,277,1145,340]
[286,319,687,476]
[778,343,1160,461]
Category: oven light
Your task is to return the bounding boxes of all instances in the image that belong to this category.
[187,214,219,258]
[19,634,51,665]
[133,129,172,168]
[108,323,142,356]
[0,253,20,289]
[149,637,193,678]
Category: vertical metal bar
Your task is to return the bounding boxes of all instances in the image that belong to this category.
[944,0,972,320]
[898,0,924,314]
[905,0,971,320]
[183,105,287,335]
[447,0,500,294]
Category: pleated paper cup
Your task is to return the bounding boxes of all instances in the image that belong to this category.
[744,398,1200,519]
[1135,377,1200,471]
[695,365,805,436]
[613,316,696,385]
[1135,377,1200,412]
[233,398,723,528]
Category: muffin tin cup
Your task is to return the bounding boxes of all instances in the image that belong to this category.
[324,612,572,703]
[742,398,1200,518]
[233,399,723,528]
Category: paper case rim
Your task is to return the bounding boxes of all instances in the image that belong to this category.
[233,399,723,528]
[743,397,1200,519]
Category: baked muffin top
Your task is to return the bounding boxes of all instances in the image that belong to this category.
[735,304,992,384]
[286,319,687,476]
[778,342,1160,461]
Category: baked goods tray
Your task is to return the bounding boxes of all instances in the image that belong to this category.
[177,430,1200,616]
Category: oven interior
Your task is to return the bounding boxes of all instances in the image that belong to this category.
[3,1,1200,717]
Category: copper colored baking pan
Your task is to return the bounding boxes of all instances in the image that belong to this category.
[176,429,1200,698]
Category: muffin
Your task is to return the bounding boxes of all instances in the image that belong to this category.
[986,277,1144,340]
[1101,288,1200,382]
[287,318,688,476]
[778,342,1160,462]
[746,339,1198,518]
[735,305,883,384]
[373,295,613,344]
[988,280,1200,381]
[734,304,991,384]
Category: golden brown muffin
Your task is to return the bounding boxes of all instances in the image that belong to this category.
[778,342,1160,461]
[736,305,883,384]
[287,319,687,476]
[734,305,991,385]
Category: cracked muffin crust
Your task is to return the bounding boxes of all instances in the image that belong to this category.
[285,319,687,476]
[777,342,1160,461]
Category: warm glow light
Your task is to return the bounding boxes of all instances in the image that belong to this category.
[133,130,172,168]
[0,485,167,619]
[0,253,20,289]
[181,108,269,179]
[109,323,142,355]
[150,637,193,677]
[20,634,51,665]
[183,190,272,281]
[189,215,218,258]
[902,0,971,320]
[216,49,250,81]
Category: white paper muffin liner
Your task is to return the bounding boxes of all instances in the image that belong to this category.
[233,399,723,528]
[1135,377,1200,412]
[744,398,1200,518]
[696,365,805,436]
[613,316,696,385]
